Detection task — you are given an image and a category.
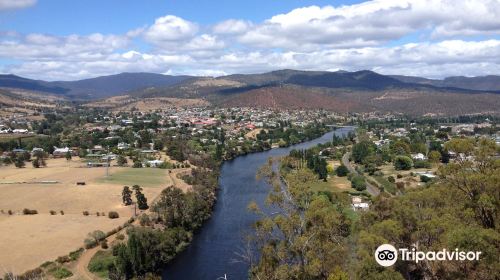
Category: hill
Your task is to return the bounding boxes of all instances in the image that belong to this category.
[2,70,499,116]
[0,73,194,99]
[390,75,500,92]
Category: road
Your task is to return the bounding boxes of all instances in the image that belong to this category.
[341,152,380,197]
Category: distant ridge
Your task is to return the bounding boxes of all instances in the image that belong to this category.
[0,72,194,99]
[390,74,500,92]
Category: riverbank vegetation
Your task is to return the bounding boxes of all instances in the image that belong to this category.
[250,134,499,279]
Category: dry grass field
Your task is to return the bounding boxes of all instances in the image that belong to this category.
[378,164,438,189]
[0,158,173,274]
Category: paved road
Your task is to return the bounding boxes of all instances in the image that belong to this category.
[341,152,380,197]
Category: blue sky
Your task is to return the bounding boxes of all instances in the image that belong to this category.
[1,0,365,34]
[0,0,499,80]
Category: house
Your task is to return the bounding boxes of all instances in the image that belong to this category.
[53,147,72,158]
[146,159,164,167]
[88,145,105,154]
[117,142,130,150]
[12,129,29,134]
[411,153,427,161]
[352,202,370,211]
[12,148,26,154]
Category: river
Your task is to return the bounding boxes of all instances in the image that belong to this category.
[163,127,353,280]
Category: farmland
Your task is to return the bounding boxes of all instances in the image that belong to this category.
[0,158,172,274]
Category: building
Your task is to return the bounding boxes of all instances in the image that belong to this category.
[53,147,73,158]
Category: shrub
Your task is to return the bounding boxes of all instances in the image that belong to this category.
[132,161,143,168]
[394,156,413,170]
[60,210,64,215]
[116,233,125,240]
[396,182,405,190]
[83,211,89,216]
[397,174,403,179]
[335,164,349,177]
[387,176,395,183]
[96,212,100,216]
[56,255,70,264]
[139,214,151,226]
[49,267,73,279]
[351,175,367,191]
[40,261,54,268]
[22,208,38,215]
[8,210,13,215]
[414,160,432,169]
[88,250,115,278]
[84,238,97,249]
[108,211,119,219]
[50,210,57,215]
[18,267,44,280]
[420,175,432,183]
[69,248,84,261]
[100,239,109,249]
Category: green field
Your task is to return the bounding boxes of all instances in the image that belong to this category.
[96,168,168,187]
[88,250,115,279]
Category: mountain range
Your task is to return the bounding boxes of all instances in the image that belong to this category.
[1,70,499,116]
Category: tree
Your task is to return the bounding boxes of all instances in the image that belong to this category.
[351,175,367,191]
[393,156,413,170]
[134,186,148,210]
[428,150,441,164]
[87,230,106,244]
[117,155,128,167]
[65,151,72,161]
[352,141,375,163]
[14,157,25,168]
[32,158,40,168]
[335,164,349,177]
[122,186,133,206]
[250,161,351,280]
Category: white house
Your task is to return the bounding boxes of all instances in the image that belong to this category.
[53,147,72,157]
[147,159,164,167]
[12,129,29,134]
[352,202,370,211]
[117,142,130,150]
[412,153,427,161]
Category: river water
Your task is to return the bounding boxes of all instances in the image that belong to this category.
[163,127,353,280]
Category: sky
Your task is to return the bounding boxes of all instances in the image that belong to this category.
[0,0,499,81]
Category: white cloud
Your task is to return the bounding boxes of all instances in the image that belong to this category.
[213,19,252,35]
[4,39,499,80]
[143,15,198,44]
[1,0,499,80]
[0,33,129,61]
[238,0,500,51]
[0,0,36,11]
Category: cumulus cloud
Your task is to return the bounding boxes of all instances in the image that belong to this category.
[238,0,500,51]
[1,0,499,80]
[143,15,198,44]
[0,0,36,11]
[4,39,499,80]
[213,19,252,35]
[0,33,129,61]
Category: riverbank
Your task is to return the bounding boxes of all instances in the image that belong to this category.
[163,127,354,279]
